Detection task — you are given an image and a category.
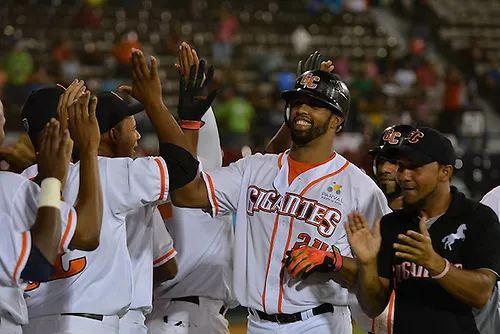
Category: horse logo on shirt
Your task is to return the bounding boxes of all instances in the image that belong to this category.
[442,224,467,250]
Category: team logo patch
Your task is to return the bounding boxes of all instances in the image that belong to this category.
[442,224,467,250]
[382,129,402,145]
[407,129,425,144]
[327,182,342,195]
[300,72,321,89]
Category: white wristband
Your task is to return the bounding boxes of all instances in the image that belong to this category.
[38,178,62,209]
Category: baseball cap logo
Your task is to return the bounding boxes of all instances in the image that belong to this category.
[300,72,320,89]
[382,129,401,145]
[407,129,425,144]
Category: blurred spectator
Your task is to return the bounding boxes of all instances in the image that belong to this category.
[276,69,296,92]
[381,71,403,98]
[334,56,350,79]
[212,8,238,64]
[52,38,72,63]
[291,26,312,55]
[345,0,368,12]
[28,61,53,91]
[364,56,378,80]
[416,59,437,89]
[112,31,142,77]
[437,67,465,135]
[165,21,182,55]
[486,61,500,92]
[72,2,102,28]
[59,51,81,85]
[1,39,34,104]
[394,61,416,92]
[352,68,374,98]
[307,0,344,14]
[215,85,255,150]
[253,51,284,82]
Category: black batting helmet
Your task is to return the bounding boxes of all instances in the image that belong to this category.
[281,70,351,131]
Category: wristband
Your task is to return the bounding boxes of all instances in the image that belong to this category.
[432,258,451,280]
[38,178,62,209]
[180,120,205,130]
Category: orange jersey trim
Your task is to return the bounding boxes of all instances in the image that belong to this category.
[277,152,285,169]
[154,158,167,201]
[261,214,280,313]
[205,173,219,216]
[277,159,350,313]
[153,248,176,266]
[387,290,396,334]
[60,210,74,253]
[13,232,29,284]
[287,153,336,186]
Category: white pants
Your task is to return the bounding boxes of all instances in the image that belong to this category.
[247,306,352,334]
[23,314,120,334]
[0,316,22,334]
[146,297,229,334]
[119,309,147,334]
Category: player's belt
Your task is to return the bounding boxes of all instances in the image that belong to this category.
[169,296,228,316]
[252,303,334,324]
[61,313,104,321]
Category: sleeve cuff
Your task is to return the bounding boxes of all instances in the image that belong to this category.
[154,157,169,202]
[201,172,219,217]
[153,248,177,268]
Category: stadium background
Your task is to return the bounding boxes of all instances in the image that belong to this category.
[0,0,499,332]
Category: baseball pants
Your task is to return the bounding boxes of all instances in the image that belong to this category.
[146,297,229,334]
[0,316,22,334]
[247,306,352,334]
[119,309,147,334]
[22,314,119,334]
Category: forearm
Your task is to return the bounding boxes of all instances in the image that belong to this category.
[329,257,358,288]
[356,261,390,318]
[73,151,102,250]
[430,262,496,309]
[182,130,199,157]
[145,101,189,149]
[30,207,61,263]
[170,177,211,209]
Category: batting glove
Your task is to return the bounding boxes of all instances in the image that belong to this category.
[296,51,323,77]
[285,245,343,279]
[178,60,217,130]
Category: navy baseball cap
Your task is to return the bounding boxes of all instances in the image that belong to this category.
[21,85,66,144]
[385,127,456,166]
[95,92,144,134]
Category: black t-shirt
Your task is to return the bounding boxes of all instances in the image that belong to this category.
[378,187,500,334]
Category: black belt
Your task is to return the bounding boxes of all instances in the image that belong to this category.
[253,303,334,324]
[167,296,227,318]
[61,313,103,321]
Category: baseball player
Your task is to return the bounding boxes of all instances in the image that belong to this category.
[146,42,236,334]
[0,101,101,332]
[19,74,183,333]
[126,49,390,333]
[477,188,500,333]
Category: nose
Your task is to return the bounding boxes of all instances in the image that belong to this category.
[397,166,412,183]
[379,161,397,174]
[136,130,141,141]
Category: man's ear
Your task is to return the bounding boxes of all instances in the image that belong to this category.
[440,164,454,182]
[109,128,119,144]
[330,115,344,131]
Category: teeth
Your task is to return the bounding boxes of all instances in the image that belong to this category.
[296,120,310,126]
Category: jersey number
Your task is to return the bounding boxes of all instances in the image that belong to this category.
[26,252,87,291]
[291,233,330,252]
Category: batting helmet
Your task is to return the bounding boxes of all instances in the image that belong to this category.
[281,70,351,131]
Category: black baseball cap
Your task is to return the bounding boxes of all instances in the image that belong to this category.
[95,92,144,134]
[385,127,456,167]
[21,85,66,145]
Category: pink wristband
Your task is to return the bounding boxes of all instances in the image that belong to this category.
[432,258,451,280]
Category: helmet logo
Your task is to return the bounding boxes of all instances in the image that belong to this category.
[382,129,401,145]
[407,129,425,143]
[300,72,321,89]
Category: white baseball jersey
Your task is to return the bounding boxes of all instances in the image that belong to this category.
[153,107,236,307]
[202,151,391,314]
[0,171,76,325]
[125,206,176,314]
[21,156,169,318]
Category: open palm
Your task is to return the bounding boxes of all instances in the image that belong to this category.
[345,212,382,265]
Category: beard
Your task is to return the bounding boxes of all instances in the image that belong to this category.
[289,114,331,146]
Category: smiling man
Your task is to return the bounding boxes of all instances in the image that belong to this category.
[346,127,500,334]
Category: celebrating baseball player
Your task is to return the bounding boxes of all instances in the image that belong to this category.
[146,42,236,334]
[18,73,185,333]
[0,97,102,333]
[346,127,500,334]
[125,48,390,333]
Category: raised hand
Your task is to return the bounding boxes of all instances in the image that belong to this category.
[345,212,382,265]
[37,119,72,184]
[119,49,163,107]
[320,60,335,73]
[175,41,201,79]
[67,91,100,154]
[296,50,323,77]
[178,59,217,130]
[58,79,86,133]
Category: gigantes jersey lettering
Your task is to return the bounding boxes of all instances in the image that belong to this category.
[202,151,390,314]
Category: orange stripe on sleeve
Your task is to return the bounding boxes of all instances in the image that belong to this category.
[13,232,29,284]
[154,158,167,201]
[153,248,176,265]
[60,210,74,253]
[277,152,285,169]
[204,173,219,217]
